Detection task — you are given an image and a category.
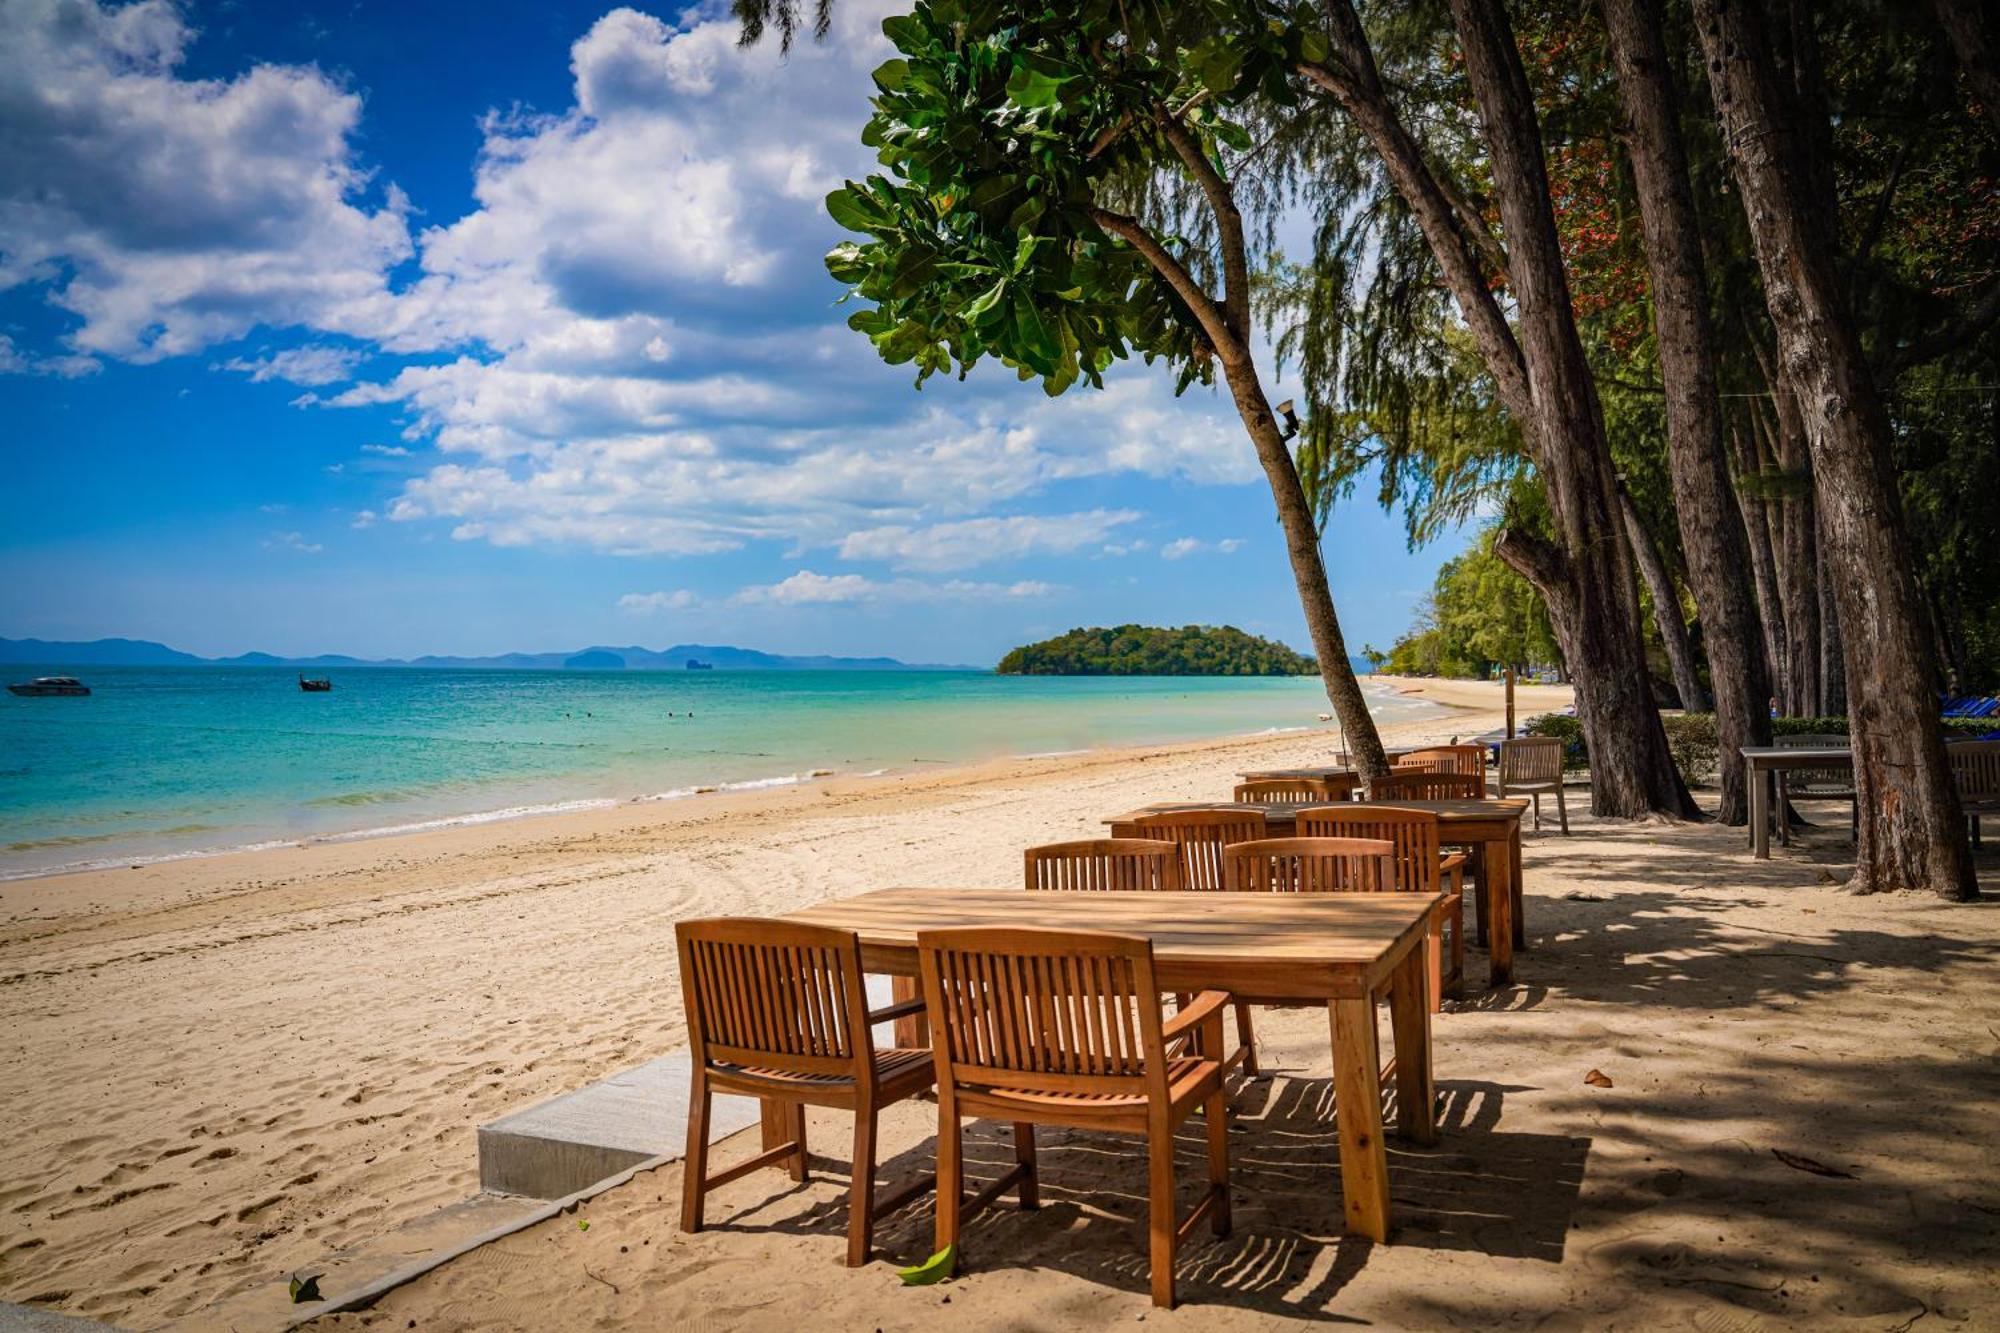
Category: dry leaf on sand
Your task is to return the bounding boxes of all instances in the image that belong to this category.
[1584,1068,1613,1087]
[1771,1148,1856,1178]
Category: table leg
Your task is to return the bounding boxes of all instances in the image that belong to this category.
[1387,950,1436,1146]
[1470,843,1489,948]
[1329,995,1391,1241]
[759,1098,789,1155]
[1486,836,1515,987]
[1509,826,1525,952]
[891,973,927,1049]
[1750,758,1770,859]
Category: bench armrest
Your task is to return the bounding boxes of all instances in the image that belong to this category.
[867,996,926,1024]
[1161,989,1231,1043]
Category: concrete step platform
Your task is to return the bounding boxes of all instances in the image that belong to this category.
[477,1051,763,1199]
[0,1304,124,1332]
[478,975,899,1200]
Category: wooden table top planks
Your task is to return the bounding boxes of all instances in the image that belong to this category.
[1103,797,1528,828]
[784,887,1440,1001]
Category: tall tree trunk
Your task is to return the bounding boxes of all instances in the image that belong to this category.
[1928,0,2000,141]
[1770,375,1823,715]
[1602,0,1772,821]
[1444,0,1696,818]
[1089,152,1391,782]
[1302,0,1692,817]
[1619,489,1709,712]
[1729,424,1789,703]
[1696,0,1973,898]
[1301,0,1693,817]
[1819,528,1846,715]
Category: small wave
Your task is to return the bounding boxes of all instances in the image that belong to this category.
[1015,749,1089,759]
[5,824,223,854]
[719,773,805,792]
[307,789,419,808]
[314,798,622,843]
[0,837,301,882]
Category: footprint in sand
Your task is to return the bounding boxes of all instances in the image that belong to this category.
[233,1193,284,1222]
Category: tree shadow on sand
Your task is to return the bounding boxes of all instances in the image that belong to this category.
[725,1077,1587,1319]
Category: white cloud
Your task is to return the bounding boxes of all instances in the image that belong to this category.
[350,509,378,529]
[0,334,99,379]
[838,509,1141,571]
[339,5,1255,558]
[735,570,1055,606]
[0,0,411,361]
[1,0,1265,567]
[1161,536,1245,560]
[618,589,697,613]
[218,345,367,386]
[264,530,323,554]
[360,443,410,457]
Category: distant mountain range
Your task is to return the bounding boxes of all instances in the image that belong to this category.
[0,637,974,672]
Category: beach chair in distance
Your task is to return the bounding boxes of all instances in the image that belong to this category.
[1233,774,1357,803]
[1369,770,1485,802]
[1397,745,1487,781]
[1217,836,1399,1075]
[1495,737,1569,833]
[1297,807,1465,1010]
[1773,733,1855,846]
[1947,739,2000,848]
[1129,808,1268,893]
[916,927,1231,1309]
[676,918,935,1267]
[1025,838,1184,892]
[1220,835,1396,893]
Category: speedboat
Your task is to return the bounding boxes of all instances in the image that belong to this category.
[7,676,90,696]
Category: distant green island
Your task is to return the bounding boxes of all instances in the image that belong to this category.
[996,625,1317,676]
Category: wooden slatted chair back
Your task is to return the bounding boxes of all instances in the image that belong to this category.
[1131,809,1268,891]
[1497,737,1564,790]
[676,918,870,1081]
[1777,732,1856,797]
[1025,839,1184,892]
[1948,739,2000,807]
[1221,836,1395,893]
[916,927,1166,1098]
[1369,770,1484,801]
[1233,776,1350,803]
[1296,805,1445,894]
[1399,745,1486,778]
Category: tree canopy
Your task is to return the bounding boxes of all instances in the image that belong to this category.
[997,624,1317,676]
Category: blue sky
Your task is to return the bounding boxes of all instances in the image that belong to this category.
[0,0,1470,665]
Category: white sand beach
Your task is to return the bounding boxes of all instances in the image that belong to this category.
[5,679,1996,1332]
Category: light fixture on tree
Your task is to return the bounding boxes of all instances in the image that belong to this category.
[1274,399,1301,440]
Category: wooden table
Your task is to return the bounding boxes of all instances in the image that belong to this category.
[1237,765,1359,783]
[1741,745,1852,859]
[784,887,1440,1242]
[1105,797,1529,987]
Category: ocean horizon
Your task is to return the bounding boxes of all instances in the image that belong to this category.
[0,665,1447,881]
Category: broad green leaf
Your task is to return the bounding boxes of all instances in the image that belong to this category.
[1006,65,1065,108]
[898,1245,957,1286]
[963,278,1008,320]
[825,185,887,234]
[872,59,910,92]
[1211,118,1252,152]
[824,242,868,283]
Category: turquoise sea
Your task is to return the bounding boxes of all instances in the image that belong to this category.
[0,666,1445,880]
